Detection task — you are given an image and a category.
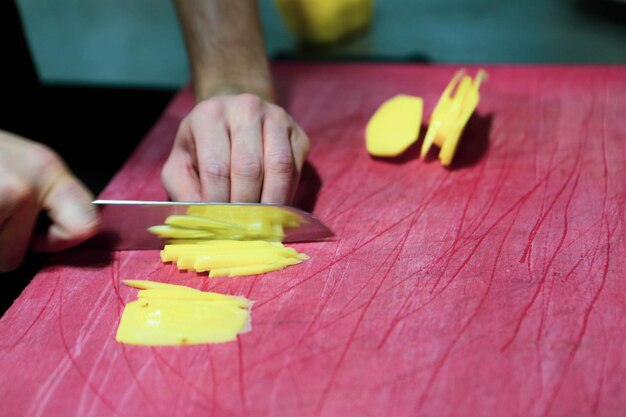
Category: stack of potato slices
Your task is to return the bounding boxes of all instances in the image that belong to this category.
[115,280,252,346]
[366,69,487,167]
[149,205,309,277]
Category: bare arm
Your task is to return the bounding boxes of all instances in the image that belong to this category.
[174,0,274,102]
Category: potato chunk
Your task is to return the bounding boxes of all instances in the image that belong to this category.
[275,0,373,44]
[366,95,423,157]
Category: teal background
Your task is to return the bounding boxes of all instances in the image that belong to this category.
[15,0,626,88]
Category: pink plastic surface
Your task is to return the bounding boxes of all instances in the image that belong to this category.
[1,63,625,417]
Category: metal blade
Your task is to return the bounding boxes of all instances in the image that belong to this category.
[87,200,334,250]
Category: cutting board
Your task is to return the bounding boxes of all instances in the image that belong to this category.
[1,63,625,417]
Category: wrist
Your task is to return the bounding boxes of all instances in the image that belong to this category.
[195,81,276,104]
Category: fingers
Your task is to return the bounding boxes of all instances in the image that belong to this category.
[228,95,264,202]
[260,110,295,204]
[32,171,100,252]
[288,124,310,203]
[193,102,232,202]
[162,119,202,201]
[0,134,100,270]
[163,94,310,205]
[0,176,39,272]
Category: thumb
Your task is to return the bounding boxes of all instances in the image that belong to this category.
[32,172,100,252]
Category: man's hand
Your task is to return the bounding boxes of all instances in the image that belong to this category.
[162,93,309,204]
[169,0,310,204]
[0,131,100,272]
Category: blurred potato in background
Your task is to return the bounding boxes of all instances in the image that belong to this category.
[275,0,373,44]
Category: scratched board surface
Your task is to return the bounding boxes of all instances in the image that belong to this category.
[1,64,625,417]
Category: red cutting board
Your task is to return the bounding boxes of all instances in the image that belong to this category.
[1,64,625,417]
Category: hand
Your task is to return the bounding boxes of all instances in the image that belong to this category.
[0,131,100,272]
[162,93,310,204]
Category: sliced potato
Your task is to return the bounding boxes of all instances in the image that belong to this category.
[194,254,294,272]
[366,95,423,157]
[209,258,301,278]
[116,280,253,346]
[165,215,244,231]
[116,297,250,346]
[137,288,250,308]
[122,280,199,292]
[421,69,487,166]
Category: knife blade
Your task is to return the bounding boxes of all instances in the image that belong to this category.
[88,200,334,250]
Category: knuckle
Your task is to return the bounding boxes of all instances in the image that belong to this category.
[267,104,289,120]
[266,151,294,175]
[236,93,263,108]
[0,175,35,207]
[232,156,263,180]
[194,100,224,120]
[203,162,231,182]
[30,143,63,173]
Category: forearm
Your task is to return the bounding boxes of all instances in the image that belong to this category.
[174,0,275,102]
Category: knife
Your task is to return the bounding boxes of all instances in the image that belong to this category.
[88,200,334,250]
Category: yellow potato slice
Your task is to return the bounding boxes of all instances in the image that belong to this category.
[176,255,198,271]
[137,288,250,308]
[209,258,302,278]
[148,225,217,239]
[160,241,292,263]
[122,280,200,292]
[421,69,487,166]
[366,95,423,157]
[150,206,304,243]
[165,215,244,231]
[115,298,250,346]
[187,205,303,229]
[116,280,253,346]
[439,83,481,166]
[421,70,466,158]
[194,254,295,272]
[123,281,250,306]
[159,239,308,276]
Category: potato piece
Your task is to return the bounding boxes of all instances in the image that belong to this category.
[159,239,308,276]
[122,280,200,292]
[149,206,304,243]
[115,298,250,346]
[439,85,481,165]
[137,288,250,308]
[116,281,253,346]
[194,254,295,272]
[165,215,244,231]
[366,95,423,157]
[176,255,198,271]
[160,241,291,263]
[209,258,301,278]
[275,0,373,44]
[187,205,303,229]
[149,208,309,277]
[421,69,487,166]
[148,225,217,239]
